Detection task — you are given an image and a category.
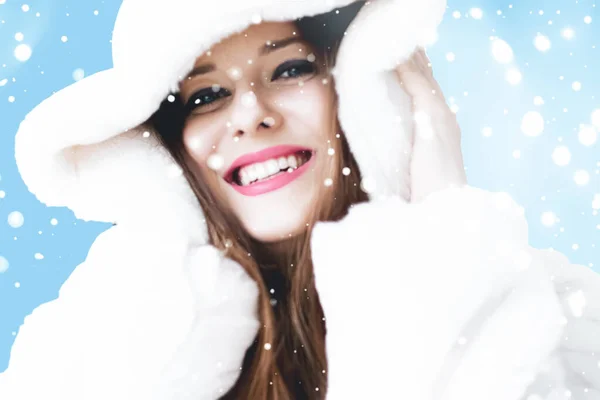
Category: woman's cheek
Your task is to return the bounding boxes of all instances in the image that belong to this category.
[277,81,334,133]
[182,120,222,167]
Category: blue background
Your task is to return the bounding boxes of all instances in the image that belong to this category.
[0,0,598,371]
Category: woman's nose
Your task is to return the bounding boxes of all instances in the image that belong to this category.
[228,89,283,138]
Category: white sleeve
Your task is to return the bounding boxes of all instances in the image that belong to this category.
[522,248,600,399]
[0,284,87,399]
[311,186,566,400]
[0,227,120,400]
[0,225,259,400]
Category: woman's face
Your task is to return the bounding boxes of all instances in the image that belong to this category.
[179,22,337,242]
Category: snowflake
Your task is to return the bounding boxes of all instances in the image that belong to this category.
[552,146,571,166]
[7,211,24,228]
[0,256,8,273]
[574,170,590,186]
[14,44,32,62]
[521,111,544,137]
[534,34,551,52]
[491,39,514,64]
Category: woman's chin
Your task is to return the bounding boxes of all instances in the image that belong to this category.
[241,213,310,243]
[222,165,320,243]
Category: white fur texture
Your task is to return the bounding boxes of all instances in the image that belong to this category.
[14,0,446,233]
[0,226,260,400]
[312,187,566,399]
[7,0,600,399]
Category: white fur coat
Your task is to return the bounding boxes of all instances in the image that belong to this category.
[2,0,600,399]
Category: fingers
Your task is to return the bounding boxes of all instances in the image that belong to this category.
[395,47,448,112]
[414,47,434,78]
[415,47,446,102]
[395,52,433,102]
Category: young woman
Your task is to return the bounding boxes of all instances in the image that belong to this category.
[3,1,600,399]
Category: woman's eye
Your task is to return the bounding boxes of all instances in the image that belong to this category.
[185,87,231,114]
[271,60,317,82]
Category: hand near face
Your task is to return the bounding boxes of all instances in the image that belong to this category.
[395,47,468,203]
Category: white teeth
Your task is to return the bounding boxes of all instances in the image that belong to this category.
[235,152,309,186]
[255,163,267,180]
[247,166,257,182]
[287,155,298,168]
[278,157,288,169]
[266,159,280,175]
[239,169,249,186]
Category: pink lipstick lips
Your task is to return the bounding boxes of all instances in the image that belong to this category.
[224,145,315,197]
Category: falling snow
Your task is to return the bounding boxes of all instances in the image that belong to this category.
[360,177,376,194]
[591,109,600,128]
[534,34,551,52]
[206,154,225,171]
[521,111,545,136]
[541,211,558,227]
[574,170,590,186]
[0,256,8,273]
[7,211,24,228]
[561,27,575,39]
[491,39,514,64]
[0,0,599,390]
[578,125,597,146]
[227,67,243,81]
[241,91,257,108]
[14,44,32,61]
[552,146,572,167]
[592,194,600,210]
[469,8,483,20]
[72,68,85,81]
[505,68,522,85]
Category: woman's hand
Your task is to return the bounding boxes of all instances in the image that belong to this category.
[395,47,467,203]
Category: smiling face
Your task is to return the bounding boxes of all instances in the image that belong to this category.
[179,21,338,242]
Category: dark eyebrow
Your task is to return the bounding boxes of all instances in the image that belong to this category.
[184,63,216,80]
[259,36,306,55]
[184,36,306,81]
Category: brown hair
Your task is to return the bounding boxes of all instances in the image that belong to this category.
[147,20,368,399]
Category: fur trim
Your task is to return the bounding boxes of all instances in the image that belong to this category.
[14,0,447,242]
[312,187,565,399]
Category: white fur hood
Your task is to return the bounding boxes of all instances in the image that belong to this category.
[14,0,446,242]
[5,1,600,399]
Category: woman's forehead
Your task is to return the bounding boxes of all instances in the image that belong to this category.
[194,21,302,64]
